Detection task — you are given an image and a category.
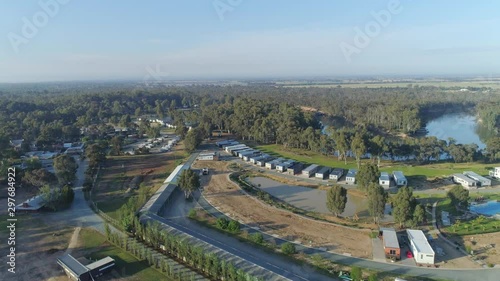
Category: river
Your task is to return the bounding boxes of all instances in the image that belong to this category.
[425,113,486,149]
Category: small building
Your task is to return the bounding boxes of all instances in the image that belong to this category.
[250,154,269,164]
[286,163,304,175]
[382,228,400,260]
[379,172,391,189]
[197,152,219,161]
[452,173,478,189]
[406,229,435,265]
[266,158,285,170]
[257,157,274,167]
[276,160,296,172]
[392,171,407,186]
[489,167,500,179]
[345,169,357,184]
[57,254,115,281]
[328,168,344,181]
[463,171,491,187]
[216,139,234,147]
[224,144,246,153]
[243,151,261,161]
[221,141,239,149]
[238,149,258,159]
[315,166,331,179]
[302,164,320,178]
[230,146,250,156]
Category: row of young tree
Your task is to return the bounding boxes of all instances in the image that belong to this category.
[104,222,262,281]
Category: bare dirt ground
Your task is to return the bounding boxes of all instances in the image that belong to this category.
[463,232,500,266]
[0,214,74,281]
[193,160,372,258]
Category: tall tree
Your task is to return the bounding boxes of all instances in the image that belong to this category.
[392,186,416,228]
[53,154,78,185]
[178,169,200,199]
[412,204,425,227]
[447,185,470,209]
[367,183,387,224]
[351,132,366,168]
[369,135,387,167]
[326,185,348,217]
[184,128,203,153]
[356,163,379,190]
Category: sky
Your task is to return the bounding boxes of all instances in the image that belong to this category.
[1,0,500,82]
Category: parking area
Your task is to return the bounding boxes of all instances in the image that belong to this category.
[122,134,179,154]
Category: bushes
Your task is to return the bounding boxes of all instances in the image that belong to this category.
[281,242,296,255]
[351,266,362,281]
[215,218,241,233]
[249,233,264,244]
[188,209,197,219]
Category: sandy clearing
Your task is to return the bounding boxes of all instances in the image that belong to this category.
[193,160,372,258]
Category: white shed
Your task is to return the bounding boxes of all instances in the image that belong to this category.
[406,229,434,265]
[463,171,491,187]
[345,169,357,184]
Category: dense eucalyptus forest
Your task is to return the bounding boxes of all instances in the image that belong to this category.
[0,82,499,175]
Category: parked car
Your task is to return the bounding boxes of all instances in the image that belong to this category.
[406,250,413,258]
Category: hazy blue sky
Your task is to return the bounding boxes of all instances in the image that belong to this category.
[1,0,500,82]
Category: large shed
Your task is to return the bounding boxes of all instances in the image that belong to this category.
[286,163,304,175]
[57,254,115,281]
[345,169,357,184]
[382,228,400,260]
[315,166,331,179]
[276,160,296,172]
[392,171,407,186]
[452,174,478,189]
[256,157,274,167]
[265,158,285,169]
[463,171,491,187]
[406,229,435,265]
[302,164,320,178]
[197,152,219,161]
[379,172,391,189]
[250,154,269,164]
[328,168,344,181]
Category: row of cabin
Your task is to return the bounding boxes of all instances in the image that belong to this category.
[382,228,435,265]
[452,171,491,189]
[378,171,408,189]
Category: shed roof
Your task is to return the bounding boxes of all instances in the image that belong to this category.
[406,229,434,254]
[379,172,390,181]
[303,164,319,172]
[346,169,357,178]
[57,254,89,277]
[316,166,330,174]
[453,173,477,184]
[86,256,115,270]
[393,171,406,179]
[463,171,490,182]
[330,168,344,176]
[382,228,399,249]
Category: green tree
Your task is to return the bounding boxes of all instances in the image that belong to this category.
[393,186,416,228]
[184,128,203,153]
[357,163,379,190]
[350,132,366,169]
[178,169,200,199]
[53,154,78,185]
[249,233,264,244]
[281,242,296,255]
[351,266,362,281]
[227,220,241,233]
[326,185,347,217]
[447,185,470,209]
[485,136,500,161]
[110,136,123,155]
[367,183,387,224]
[412,204,425,227]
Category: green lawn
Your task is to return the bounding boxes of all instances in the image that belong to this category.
[79,228,171,281]
[256,144,492,178]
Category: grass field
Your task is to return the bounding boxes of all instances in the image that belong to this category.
[256,144,493,179]
[78,228,170,280]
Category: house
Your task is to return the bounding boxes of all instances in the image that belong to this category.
[231,147,251,156]
[16,195,46,212]
[57,254,115,281]
[382,228,400,260]
[393,171,407,186]
[345,169,357,184]
[276,160,296,172]
[379,172,391,189]
[302,164,320,178]
[489,167,500,179]
[315,166,331,179]
[286,163,304,175]
[463,171,491,187]
[224,144,246,153]
[256,157,274,167]
[266,158,285,170]
[249,154,269,164]
[452,174,478,189]
[328,168,344,181]
[406,229,435,265]
[197,152,219,161]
